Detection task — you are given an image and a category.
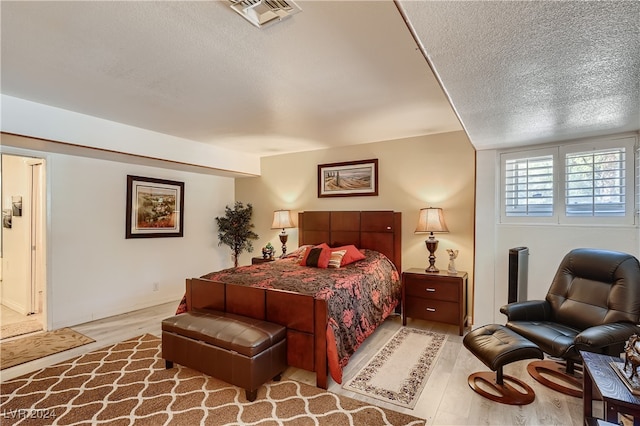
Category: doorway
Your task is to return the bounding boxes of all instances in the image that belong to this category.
[0,154,47,339]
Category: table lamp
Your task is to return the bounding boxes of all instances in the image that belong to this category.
[414,207,449,273]
[271,210,295,257]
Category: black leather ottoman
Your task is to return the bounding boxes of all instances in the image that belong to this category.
[463,324,543,405]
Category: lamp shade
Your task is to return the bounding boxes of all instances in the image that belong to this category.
[414,208,449,233]
[271,210,294,229]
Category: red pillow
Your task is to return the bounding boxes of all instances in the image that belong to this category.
[299,244,331,268]
[331,245,366,266]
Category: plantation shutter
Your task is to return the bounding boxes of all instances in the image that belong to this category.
[565,147,626,217]
[504,155,554,217]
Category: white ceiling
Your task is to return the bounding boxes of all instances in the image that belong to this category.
[1,1,638,157]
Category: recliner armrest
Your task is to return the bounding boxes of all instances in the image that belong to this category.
[576,323,640,350]
[500,300,551,321]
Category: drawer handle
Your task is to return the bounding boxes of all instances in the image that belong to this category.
[425,288,436,292]
[426,308,436,312]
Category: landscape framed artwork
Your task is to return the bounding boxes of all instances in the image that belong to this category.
[318,159,379,198]
[126,175,184,239]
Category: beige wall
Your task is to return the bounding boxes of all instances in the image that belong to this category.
[1,155,32,314]
[236,130,477,321]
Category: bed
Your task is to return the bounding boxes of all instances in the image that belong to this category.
[177,210,402,389]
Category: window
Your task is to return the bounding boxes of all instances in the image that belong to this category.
[501,135,637,225]
[504,154,554,217]
[564,148,626,217]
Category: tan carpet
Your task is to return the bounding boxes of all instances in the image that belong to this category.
[0,327,94,370]
[0,334,426,426]
[343,327,447,408]
[0,319,42,340]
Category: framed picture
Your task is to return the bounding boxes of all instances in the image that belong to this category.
[11,196,22,217]
[318,159,379,198]
[126,175,184,239]
[2,209,11,229]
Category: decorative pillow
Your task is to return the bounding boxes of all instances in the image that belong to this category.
[299,244,331,268]
[331,245,366,266]
[327,250,347,269]
[285,245,313,262]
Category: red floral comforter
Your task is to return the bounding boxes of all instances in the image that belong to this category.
[175,249,400,384]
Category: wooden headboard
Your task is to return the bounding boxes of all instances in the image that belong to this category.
[298,211,402,272]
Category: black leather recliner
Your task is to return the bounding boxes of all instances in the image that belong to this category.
[500,248,640,396]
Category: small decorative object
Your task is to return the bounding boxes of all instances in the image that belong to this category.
[11,196,22,217]
[216,201,259,267]
[126,175,184,239]
[414,207,449,273]
[624,335,640,380]
[610,334,640,395]
[318,159,378,198]
[265,242,275,259]
[271,210,295,257]
[446,249,459,274]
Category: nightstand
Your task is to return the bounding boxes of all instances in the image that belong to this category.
[251,257,275,265]
[402,268,468,335]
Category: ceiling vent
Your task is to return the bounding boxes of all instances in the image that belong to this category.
[229,0,302,28]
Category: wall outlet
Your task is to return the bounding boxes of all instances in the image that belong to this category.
[152,282,159,291]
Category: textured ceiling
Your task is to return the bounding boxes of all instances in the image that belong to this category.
[1,1,461,157]
[1,1,638,157]
[398,0,640,149]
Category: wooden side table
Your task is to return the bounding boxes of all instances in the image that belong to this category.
[402,268,468,335]
[582,350,640,425]
[251,257,275,265]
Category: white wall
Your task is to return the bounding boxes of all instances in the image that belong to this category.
[46,153,236,329]
[1,95,250,329]
[474,150,498,327]
[475,138,640,327]
[1,143,236,330]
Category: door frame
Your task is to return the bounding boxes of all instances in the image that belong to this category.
[0,147,50,331]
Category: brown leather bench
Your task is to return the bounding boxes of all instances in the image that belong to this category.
[161,310,287,401]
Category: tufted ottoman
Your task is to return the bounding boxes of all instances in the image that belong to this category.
[463,324,543,405]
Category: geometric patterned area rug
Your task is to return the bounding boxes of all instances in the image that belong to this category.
[0,334,426,426]
[344,327,447,408]
[0,327,94,370]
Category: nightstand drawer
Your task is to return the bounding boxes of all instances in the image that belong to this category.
[405,279,458,302]
[405,298,459,325]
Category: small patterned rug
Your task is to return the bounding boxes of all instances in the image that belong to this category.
[343,327,447,408]
[0,327,94,370]
[0,334,426,426]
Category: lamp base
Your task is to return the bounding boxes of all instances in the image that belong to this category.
[425,236,439,273]
[279,232,288,257]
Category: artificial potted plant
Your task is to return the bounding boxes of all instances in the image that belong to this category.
[215,201,259,267]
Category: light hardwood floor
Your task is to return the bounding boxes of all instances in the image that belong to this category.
[1,300,587,425]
